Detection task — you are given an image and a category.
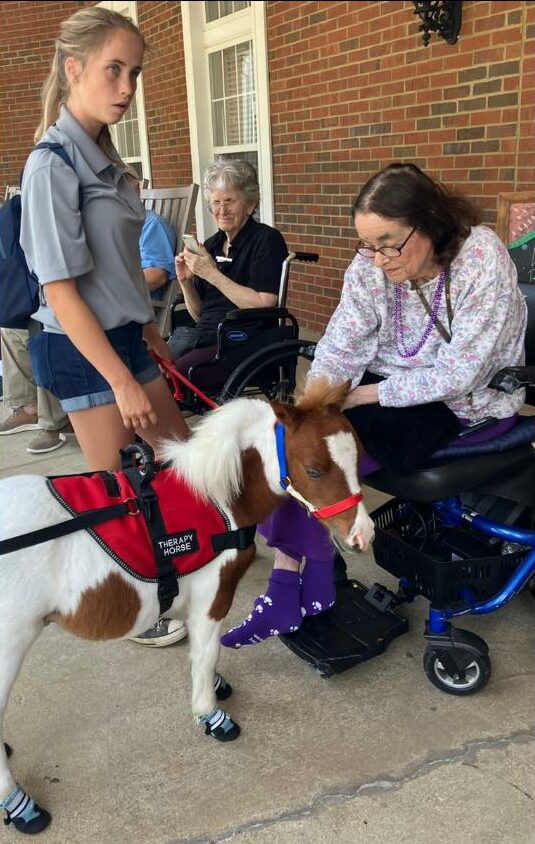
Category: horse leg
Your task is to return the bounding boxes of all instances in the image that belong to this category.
[186,610,240,742]
[0,619,51,833]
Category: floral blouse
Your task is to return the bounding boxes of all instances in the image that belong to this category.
[308,226,527,421]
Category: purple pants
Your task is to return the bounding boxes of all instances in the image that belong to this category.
[259,416,516,563]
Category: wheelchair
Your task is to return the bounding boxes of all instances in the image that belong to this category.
[275,281,535,695]
[166,251,319,413]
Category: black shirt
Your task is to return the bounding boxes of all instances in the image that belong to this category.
[194,216,288,334]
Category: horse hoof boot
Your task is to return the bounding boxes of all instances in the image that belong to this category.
[208,721,240,742]
[4,743,12,758]
[200,708,240,742]
[213,672,233,701]
[10,806,51,835]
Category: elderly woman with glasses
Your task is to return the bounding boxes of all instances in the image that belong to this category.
[167,158,287,381]
[221,161,527,650]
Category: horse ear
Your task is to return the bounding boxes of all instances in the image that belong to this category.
[328,379,352,409]
[297,378,352,411]
[271,401,304,429]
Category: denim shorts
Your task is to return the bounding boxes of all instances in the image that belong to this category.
[29,322,160,412]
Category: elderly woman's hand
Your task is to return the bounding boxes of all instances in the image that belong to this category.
[182,244,218,285]
[342,383,380,410]
[174,252,194,285]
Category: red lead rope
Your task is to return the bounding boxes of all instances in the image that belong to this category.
[311,491,363,520]
[151,352,218,410]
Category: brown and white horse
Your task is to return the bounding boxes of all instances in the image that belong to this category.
[0,380,374,833]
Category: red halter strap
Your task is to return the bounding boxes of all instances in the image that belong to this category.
[310,492,363,520]
[275,422,363,520]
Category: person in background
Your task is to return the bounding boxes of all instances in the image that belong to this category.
[167,157,288,385]
[19,7,190,648]
[0,327,76,453]
[125,169,177,306]
[221,162,527,649]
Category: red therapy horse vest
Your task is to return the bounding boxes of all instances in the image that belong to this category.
[48,469,232,582]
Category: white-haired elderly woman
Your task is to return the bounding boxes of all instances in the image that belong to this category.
[167,158,288,384]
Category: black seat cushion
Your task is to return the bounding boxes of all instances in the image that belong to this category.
[365,444,534,503]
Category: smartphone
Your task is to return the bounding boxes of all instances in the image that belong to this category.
[182,234,201,255]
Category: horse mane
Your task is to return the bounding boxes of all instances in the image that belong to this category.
[296,377,350,412]
[159,398,274,504]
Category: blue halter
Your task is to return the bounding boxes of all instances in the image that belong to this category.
[275,423,289,491]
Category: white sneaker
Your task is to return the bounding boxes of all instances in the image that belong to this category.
[127,618,187,647]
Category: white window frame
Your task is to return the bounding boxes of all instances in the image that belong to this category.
[181,1,274,240]
[97,0,152,184]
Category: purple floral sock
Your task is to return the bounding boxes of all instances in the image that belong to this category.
[220,569,302,648]
[300,556,336,616]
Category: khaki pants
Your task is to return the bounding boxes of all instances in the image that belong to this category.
[0,325,67,431]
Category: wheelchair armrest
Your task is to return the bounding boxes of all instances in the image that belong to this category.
[216,308,298,348]
[221,307,290,322]
[292,251,319,263]
[489,366,535,393]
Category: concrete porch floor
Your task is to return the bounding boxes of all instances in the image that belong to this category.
[0,405,534,844]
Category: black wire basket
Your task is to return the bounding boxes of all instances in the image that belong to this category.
[371,498,525,604]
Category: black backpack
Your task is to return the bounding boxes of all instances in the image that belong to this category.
[0,143,82,328]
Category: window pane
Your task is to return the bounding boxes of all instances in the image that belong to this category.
[236,41,254,94]
[205,1,219,23]
[225,97,240,145]
[209,52,223,100]
[209,40,256,149]
[128,122,137,158]
[239,93,257,144]
[222,46,237,97]
[212,100,226,146]
[116,121,126,154]
[132,120,140,154]
[205,0,250,21]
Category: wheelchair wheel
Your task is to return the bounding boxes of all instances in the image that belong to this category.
[423,645,491,695]
[218,339,317,403]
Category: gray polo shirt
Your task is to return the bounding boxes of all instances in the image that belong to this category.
[20,105,154,333]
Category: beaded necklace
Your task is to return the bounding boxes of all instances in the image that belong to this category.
[393,266,448,358]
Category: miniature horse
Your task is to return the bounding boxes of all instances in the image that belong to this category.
[0,380,374,833]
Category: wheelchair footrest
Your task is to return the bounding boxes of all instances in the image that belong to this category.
[278,579,409,678]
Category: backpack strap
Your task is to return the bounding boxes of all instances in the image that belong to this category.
[31,142,84,208]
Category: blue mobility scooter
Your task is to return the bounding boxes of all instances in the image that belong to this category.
[168,245,534,695]
[219,279,535,695]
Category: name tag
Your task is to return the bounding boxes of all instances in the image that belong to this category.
[157,529,199,557]
[215,255,232,263]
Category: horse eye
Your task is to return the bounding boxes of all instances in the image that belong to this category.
[305,466,322,479]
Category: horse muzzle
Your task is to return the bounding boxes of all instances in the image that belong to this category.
[346,509,375,553]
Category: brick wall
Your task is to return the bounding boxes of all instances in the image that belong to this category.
[137,1,191,186]
[0,1,90,189]
[1,1,533,331]
[267,0,535,332]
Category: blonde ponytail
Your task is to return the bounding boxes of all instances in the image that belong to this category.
[34,50,66,143]
[34,7,146,153]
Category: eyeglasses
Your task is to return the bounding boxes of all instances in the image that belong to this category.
[208,199,241,213]
[356,226,416,259]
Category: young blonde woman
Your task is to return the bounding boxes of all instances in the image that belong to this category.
[20,8,188,649]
